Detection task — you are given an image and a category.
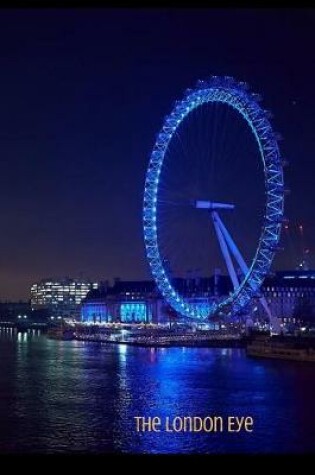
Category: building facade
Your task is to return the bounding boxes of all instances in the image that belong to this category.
[257,270,315,325]
[31,278,99,319]
[81,280,168,324]
[81,275,234,324]
[81,271,315,326]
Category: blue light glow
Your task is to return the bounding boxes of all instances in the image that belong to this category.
[120,302,150,323]
[81,303,110,323]
[143,76,284,320]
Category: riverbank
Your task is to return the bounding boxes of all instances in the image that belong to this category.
[74,333,245,348]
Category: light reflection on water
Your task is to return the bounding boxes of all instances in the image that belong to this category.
[0,329,314,454]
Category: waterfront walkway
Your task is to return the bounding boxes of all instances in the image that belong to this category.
[74,331,244,348]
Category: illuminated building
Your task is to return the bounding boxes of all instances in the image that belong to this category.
[31,278,99,320]
[81,271,315,326]
[81,281,166,324]
[81,276,232,324]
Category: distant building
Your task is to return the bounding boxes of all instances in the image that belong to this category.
[81,271,315,326]
[31,278,99,320]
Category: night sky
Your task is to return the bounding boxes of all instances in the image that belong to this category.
[0,8,314,300]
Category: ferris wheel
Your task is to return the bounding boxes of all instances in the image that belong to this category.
[143,76,285,325]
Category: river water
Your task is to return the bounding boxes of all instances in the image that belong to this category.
[0,329,314,454]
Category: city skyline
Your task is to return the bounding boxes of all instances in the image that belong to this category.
[0,9,314,300]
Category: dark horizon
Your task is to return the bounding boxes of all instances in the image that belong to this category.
[0,8,314,300]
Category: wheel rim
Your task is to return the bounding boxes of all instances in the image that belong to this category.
[143,76,284,319]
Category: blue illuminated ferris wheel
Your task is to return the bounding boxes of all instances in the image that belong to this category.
[143,76,285,322]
